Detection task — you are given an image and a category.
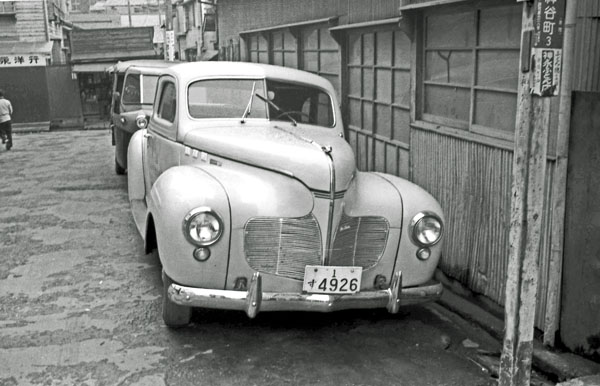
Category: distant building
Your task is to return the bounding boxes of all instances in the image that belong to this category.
[171,0,217,61]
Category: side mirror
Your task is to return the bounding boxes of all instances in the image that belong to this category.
[113,91,121,104]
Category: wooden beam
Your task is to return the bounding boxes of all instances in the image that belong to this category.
[499,1,550,385]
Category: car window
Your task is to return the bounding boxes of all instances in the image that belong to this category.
[122,74,141,104]
[188,79,267,119]
[266,80,334,127]
[142,75,159,104]
[157,82,177,123]
[113,73,125,113]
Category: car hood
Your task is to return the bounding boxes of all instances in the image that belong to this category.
[183,124,356,192]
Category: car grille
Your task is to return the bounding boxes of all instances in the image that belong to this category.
[244,212,390,280]
[329,213,389,269]
[244,214,322,280]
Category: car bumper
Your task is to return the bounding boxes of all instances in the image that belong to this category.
[167,271,443,318]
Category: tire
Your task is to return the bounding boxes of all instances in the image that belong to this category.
[115,158,126,175]
[161,269,192,328]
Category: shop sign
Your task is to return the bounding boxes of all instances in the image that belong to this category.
[0,54,49,67]
[532,0,566,96]
[165,30,175,62]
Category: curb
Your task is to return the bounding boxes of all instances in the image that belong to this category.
[438,286,600,383]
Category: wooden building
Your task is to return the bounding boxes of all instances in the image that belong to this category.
[213,0,600,356]
[0,0,81,125]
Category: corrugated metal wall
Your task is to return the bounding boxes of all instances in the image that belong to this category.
[411,128,556,328]
[573,0,600,91]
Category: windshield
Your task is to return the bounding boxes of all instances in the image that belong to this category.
[187,78,334,127]
[122,74,159,105]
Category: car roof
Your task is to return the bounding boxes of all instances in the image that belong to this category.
[165,61,336,93]
[107,59,179,74]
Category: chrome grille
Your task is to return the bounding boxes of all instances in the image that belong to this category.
[244,214,322,280]
[330,213,389,269]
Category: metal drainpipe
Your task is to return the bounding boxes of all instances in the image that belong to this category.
[543,0,578,347]
[42,0,50,42]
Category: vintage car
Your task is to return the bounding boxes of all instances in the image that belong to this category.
[127,61,445,327]
[108,60,177,175]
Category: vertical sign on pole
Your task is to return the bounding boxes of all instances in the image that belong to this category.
[166,30,176,62]
[532,0,566,96]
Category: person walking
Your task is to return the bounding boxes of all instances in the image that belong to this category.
[0,89,13,150]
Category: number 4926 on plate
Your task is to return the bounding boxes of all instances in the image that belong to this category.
[303,266,362,294]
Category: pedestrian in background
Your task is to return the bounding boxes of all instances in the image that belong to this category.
[0,89,13,150]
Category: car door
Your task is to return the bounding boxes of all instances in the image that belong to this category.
[145,76,181,193]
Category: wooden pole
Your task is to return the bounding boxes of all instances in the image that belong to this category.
[543,0,577,347]
[499,1,550,384]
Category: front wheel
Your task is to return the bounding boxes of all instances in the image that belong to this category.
[161,269,191,328]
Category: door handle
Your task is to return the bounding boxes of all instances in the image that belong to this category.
[143,132,153,139]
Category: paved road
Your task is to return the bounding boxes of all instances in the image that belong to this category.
[0,130,520,386]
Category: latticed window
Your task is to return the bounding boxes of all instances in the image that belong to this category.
[271,30,297,68]
[301,26,340,93]
[422,3,521,140]
[247,34,269,64]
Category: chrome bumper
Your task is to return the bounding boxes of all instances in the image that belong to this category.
[168,271,443,318]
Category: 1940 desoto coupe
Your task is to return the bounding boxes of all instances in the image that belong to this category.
[127,61,445,327]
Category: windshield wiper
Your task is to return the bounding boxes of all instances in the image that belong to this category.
[240,81,257,124]
[255,93,297,126]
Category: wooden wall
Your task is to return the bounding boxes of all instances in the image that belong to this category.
[411,128,556,328]
[218,0,403,43]
[572,0,600,92]
[0,0,47,42]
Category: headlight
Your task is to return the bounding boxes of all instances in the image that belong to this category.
[135,114,148,129]
[183,207,223,246]
[410,212,443,247]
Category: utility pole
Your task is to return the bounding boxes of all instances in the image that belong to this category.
[499,0,566,384]
[164,0,175,61]
[126,0,132,27]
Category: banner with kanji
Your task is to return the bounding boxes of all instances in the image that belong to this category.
[532,0,566,96]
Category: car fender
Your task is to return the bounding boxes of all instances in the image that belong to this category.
[127,129,148,238]
[375,172,445,284]
[147,165,231,288]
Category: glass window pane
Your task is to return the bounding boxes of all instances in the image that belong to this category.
[284,30,295,48]
[303,28,318,49]
[188,79,266,119]
[349,68,361,96]
[284,52,297,68]
[303,52,318,72]
[258,52,269,64]
[386,144,398,175]
[474,90,517,133]
[349,33,361,65]
[394,30,411,68]
[393,107,410,143]
[320,51,339,74]
[363,33,374,65]
[394,70,410,107]
[362,101,373,132]
[424,84,470,124]
[349,98,361,127]
[425,50,472,85]
[258,35,268,50]
[273,52,283,66]
[375,139,386,172]
[376,30,393,66]
[250,51,258,63]
[376,104,392,138]
[376,69,392,103]
[362,68,373,99]
[357,133,368,170]
[479,5,522,47]
[477,50,519,90]
[272,32,283,50]
[122,74,141,104]
[249,35,257,50]
[142,75,158,104]
[426,11,474,48]
[320,28,338,50]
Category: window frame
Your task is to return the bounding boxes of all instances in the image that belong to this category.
[419,2,521,142]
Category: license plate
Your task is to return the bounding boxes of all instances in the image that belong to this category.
[303,266,362,294]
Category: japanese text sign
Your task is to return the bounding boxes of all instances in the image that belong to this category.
[532,0,566,96]
[0,54,48,67]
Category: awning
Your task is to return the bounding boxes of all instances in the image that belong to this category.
[239,16,339,35]
[329,17,402,31]
[399,0,467,11]
[0,41,53,54]
[72,62,114,73]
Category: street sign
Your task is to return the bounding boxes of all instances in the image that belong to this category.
[532,0,566,96]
